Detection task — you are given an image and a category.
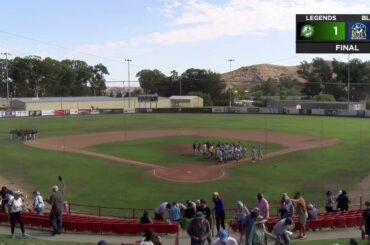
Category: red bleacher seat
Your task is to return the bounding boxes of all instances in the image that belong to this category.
[334,217,346,228]
[321,218,334,229]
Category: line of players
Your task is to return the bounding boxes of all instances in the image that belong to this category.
[192,141,263,164]
[9,129,38,141]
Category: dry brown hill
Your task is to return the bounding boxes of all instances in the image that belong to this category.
[221,64,305,90]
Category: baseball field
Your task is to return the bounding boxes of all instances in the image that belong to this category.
[1,113,369,216]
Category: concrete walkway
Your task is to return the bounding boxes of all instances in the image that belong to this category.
[0,224,363,244]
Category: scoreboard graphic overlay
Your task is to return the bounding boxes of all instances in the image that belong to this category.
[296,14,370,53]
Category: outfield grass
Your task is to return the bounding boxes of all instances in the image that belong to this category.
[87,136,281,166]
[0,114,369,215]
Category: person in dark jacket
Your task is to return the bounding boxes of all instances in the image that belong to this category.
[212,192,225,233]
[337,190,350,211]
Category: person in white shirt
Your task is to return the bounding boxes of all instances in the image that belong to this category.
[212,229,238,245]
[7,191,27,239]
[33,191,45,216]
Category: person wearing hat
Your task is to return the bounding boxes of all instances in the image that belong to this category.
[48,176,66,236]
[272,217,293,245]
[213,192,225,233]
[363,201,370,241]
[33,191,45,216]
[197,199,213,243]
[7,190,27,239]
[187,212,210,245]
[211,229,238,245]
[248,215,273,245]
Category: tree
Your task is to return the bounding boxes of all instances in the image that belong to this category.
[298,58,332,98]
[136,69,167,94]
[90,64,109,96]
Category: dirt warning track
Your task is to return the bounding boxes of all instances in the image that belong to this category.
[24,130,341,183]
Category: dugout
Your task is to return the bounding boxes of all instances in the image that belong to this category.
[169,96,204,108]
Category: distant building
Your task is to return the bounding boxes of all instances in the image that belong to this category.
[9,95,204,111]
[268,100,366,111]
[169,96,204,108]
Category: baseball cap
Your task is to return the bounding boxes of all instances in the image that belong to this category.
[219,229,228,243]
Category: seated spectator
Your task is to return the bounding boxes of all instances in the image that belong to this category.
[211,229,238,245]
[140,229,162,245]
[154,202,170,221]
[307,204,318,221]
[183,201,196,219]
[140,210,152,224]
[33,191,45,216]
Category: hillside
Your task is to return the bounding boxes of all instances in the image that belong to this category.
[221,64,305,90]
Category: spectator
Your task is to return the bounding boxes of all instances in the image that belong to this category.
[272,217,293,245]
[169,202,181,222]
[213,192,225,233]
[307,204,318,221]
[0,186,13,213]
[290,192,307,240]
[245,208,259,244]
[187,212,210,245]
[248,215,272,245]
[256,193,269,220]
[211,229,238,245]
[197,199,212,243]
[325,191,335,213]
[33,191,45,216]
[337,190,350,212]
[140,229,162,245]
[184,201,196,219]
[349,238,358,245]
[48,176,66,236]
[98,240,108,245]
[235,201,249,244]
[363,201,370,241]
[140,210,152,224]
[279,194,293,219]
[8,191,27,239]
[154,202,170,221]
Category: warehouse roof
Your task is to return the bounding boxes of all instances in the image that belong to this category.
[169,96,200,100]
[13,96,168,103]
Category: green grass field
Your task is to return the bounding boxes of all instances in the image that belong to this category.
[87,136,281,166]
[0,114,369,216]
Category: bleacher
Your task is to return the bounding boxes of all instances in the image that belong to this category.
[266,209,364,232]
[0,211,179,235]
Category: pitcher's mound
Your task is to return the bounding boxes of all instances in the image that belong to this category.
[153,165,225,183]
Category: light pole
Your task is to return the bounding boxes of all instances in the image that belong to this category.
[1,52,11,110]
[347,54,350,105]
[125,59,132,108]
[227,59,235,107]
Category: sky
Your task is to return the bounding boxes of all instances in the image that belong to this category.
[1,0,370,87]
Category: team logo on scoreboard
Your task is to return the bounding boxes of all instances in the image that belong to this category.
[300,24,315,38]
[351,23,366,40]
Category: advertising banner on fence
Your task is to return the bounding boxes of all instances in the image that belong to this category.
[70,109,78,115]
[99,109,124,114]
[78,109,90,115]
[338,110,357,117]
[366,110,370,118]
[54,110,65,116]
[41,110,54,116]
[311,109,325,115]
[15,111,28,117]
[90,109,100,115]
[29,110,42,117]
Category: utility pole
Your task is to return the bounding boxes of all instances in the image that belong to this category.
[227,59,235,107]
[125,59,132,108]
[1,52,11,111]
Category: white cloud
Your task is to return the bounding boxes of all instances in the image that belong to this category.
[74,0,370,55]
[145,6,152,13]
